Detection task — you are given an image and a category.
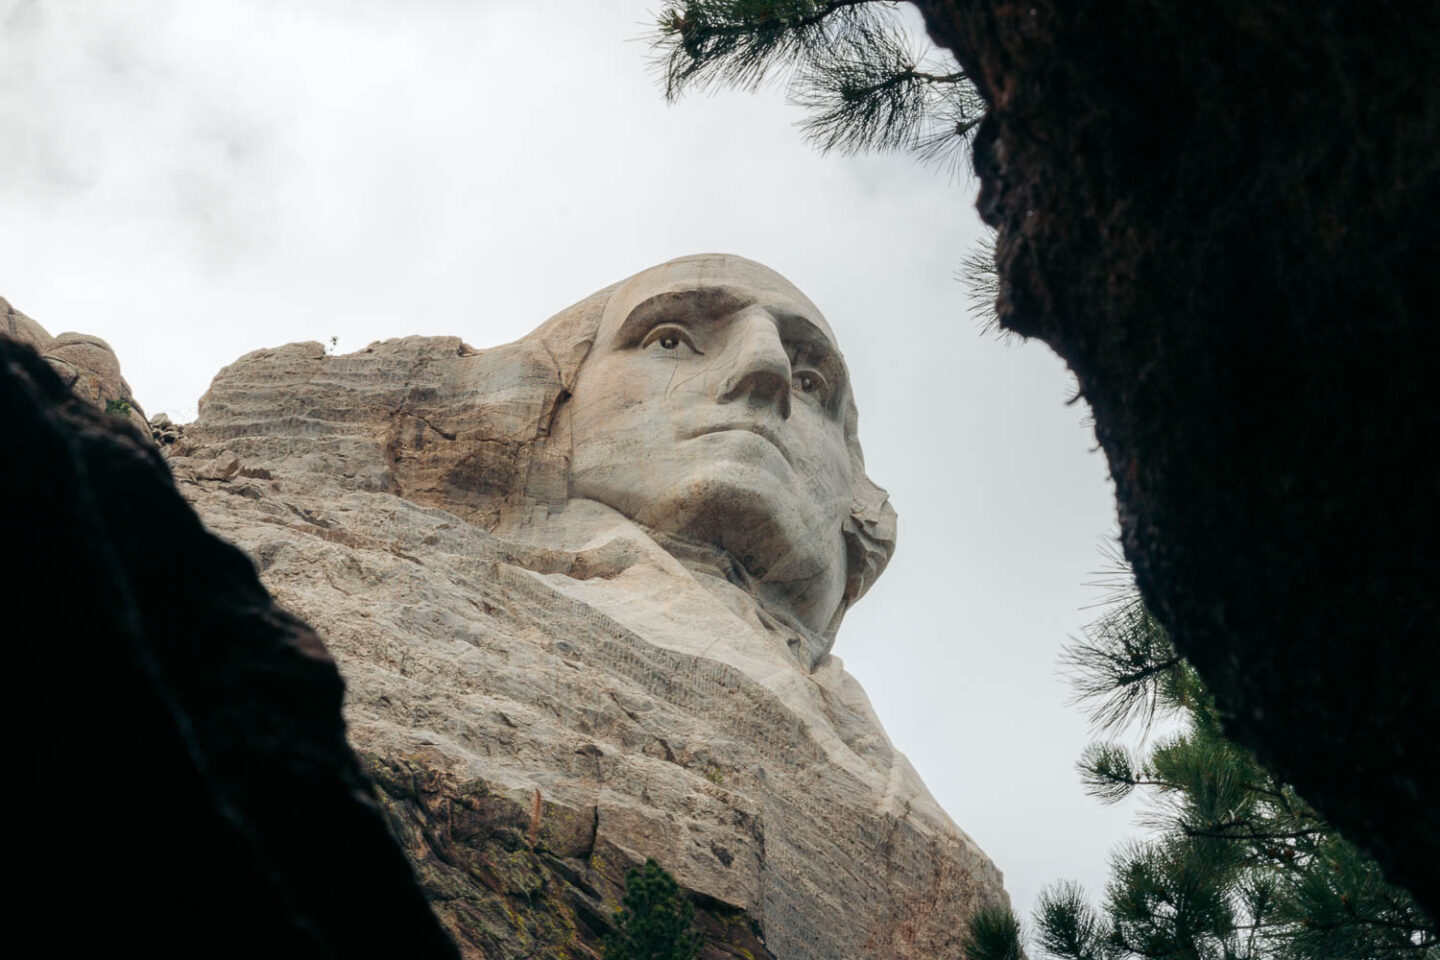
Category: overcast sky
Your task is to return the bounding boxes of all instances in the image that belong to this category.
[1,0,1139,925]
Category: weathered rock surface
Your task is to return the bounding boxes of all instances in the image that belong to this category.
[2,295,150,434]
[0,326,458,957]
[163,256,1007,958]
[916,0,1440,917]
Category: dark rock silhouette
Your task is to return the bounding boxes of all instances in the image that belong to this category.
[917,0,1440,918]
[0,331,459,958]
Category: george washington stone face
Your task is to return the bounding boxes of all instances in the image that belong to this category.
[241,251,896,662]
[566,256,863,639]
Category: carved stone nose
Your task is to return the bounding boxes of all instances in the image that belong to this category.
[716,312,792,419]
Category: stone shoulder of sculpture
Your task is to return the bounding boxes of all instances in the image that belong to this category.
[104,256,999,958]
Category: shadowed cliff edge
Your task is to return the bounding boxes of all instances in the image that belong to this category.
[0,315,460,958]
[914,0,1440,919]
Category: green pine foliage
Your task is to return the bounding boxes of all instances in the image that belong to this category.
[965,572,1437,960]
[652,1,983,166]
[961,902,1026,960]
[958,231,1007,339]
[606,859,702,960]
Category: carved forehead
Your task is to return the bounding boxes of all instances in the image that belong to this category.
[598,254,837,347]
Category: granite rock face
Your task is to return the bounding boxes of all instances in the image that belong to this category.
[2,295,150,434]
[167,256,1007,958]
[0,324,458,958]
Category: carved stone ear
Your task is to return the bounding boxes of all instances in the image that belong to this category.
[842,473,897,608]
[837,383,896,614]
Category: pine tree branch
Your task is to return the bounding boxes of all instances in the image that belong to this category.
[1109,657,1185,691]
[839,66,967,101]
[1053,562,1436,960]
[1301,915,1438,938]
[656,0,885,97]
[652,0,982,165]
[663,0,875,43]
[1179,823,1328,842]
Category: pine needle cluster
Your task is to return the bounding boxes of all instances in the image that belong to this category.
[652,1,984,166]
[958,231,1007,339]
[605,859,702,960]
[965,569,1437,960]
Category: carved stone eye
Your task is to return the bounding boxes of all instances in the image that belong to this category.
[796,374,815,393]
[658,335,680,350]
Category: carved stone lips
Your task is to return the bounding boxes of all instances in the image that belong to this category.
[687,422,793,466]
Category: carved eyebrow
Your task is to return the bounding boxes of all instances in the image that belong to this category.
[615,286,757,345]
[774,310,847,403]
[774,310,837,357]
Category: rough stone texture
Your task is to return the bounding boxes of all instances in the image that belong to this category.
[0,327,458,958]
[915,0,1440,918]
[2,296,150,434]
[362,754,772,960]
[1,295,52,351]
[165,256,1007,958]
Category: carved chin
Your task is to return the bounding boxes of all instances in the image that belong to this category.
[569,449,851,619]
[628,466,840,573]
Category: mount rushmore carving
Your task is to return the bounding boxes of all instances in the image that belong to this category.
[9,255,1005,959]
